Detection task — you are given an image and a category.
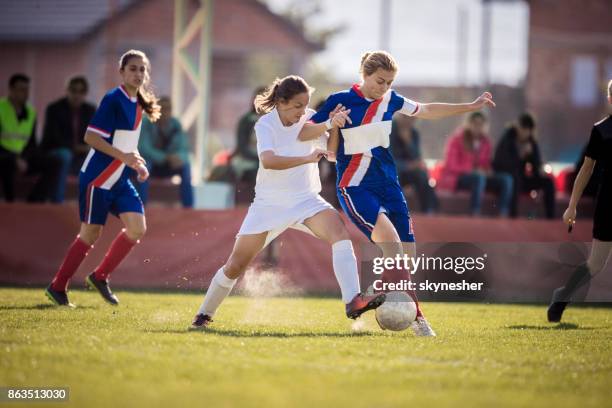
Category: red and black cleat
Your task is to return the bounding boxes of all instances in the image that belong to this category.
[345,292,386,320]
[190,314,213,330]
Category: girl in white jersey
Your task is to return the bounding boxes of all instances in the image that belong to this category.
[191,75,386,329]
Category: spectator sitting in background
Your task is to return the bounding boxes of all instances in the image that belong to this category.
[30,76,96,203]
[0,73,37,202]
[390,114,438,214]
[230,86,266,182]
[439,111,513,217]
[493,113,555,219]
[137,96,193,208]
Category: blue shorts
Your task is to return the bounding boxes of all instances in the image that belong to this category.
[79,177,144,225]
[337,183,415,242]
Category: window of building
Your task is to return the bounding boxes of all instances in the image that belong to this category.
[571,56,598,108]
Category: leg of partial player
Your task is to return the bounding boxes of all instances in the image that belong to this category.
[548,239,612,322]
[371,213,435,337]
[191,232,268,329]
[302,209,386,319]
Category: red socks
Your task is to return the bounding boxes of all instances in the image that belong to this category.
[93,231,137,281]
[51,237,92,291]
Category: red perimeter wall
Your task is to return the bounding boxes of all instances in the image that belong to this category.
[0,204,594,293]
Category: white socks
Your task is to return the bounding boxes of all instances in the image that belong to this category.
[197,240,360,316]
[332,240,361,303]
[197,266,237,317]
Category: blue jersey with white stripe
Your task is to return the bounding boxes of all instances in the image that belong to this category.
[311,85,419,188]
[80,86,143,189]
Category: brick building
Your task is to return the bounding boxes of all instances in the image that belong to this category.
[526,0,612,161]
[0,0,320,145]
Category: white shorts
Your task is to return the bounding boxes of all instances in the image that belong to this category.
[238,194,334,247]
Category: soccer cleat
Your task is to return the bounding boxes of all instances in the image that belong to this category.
[45,285,75,308]
[86,273,119,305]
[345,292,386,320]
[547,287,569,323]
[410,316,436,337]
[190,314,213,330]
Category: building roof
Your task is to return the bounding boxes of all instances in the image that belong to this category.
[0,0,321,50]
[0,0,138,41]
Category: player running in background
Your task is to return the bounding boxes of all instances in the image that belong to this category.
[549,79,612,322]
[191,75,386,329]
[45,50,159,307]
[300,51,496,336]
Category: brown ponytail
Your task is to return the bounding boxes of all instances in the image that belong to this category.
[254,75,313,114]
[119,49,161,122]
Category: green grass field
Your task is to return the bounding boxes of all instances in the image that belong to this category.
[1,288,611,408]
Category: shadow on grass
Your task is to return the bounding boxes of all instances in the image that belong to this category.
[505,323,600,331]
[0,304,97,311]
[145,327,382,338]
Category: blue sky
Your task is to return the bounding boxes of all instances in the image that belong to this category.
[265,0,529,86]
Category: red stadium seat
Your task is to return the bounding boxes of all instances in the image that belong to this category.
[555,166,573,193]
[212,149,232,166]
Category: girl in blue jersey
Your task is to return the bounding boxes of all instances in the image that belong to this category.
[301,51,496,336]
[45,50,160,307]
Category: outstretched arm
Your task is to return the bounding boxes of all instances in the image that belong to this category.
[414,92,496,120]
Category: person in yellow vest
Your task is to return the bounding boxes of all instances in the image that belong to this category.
[0,74,37,202]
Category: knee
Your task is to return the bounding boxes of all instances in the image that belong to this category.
[49,149,72,167]
[328,224,350,244]
[499,173,514,191]
[225,256,249,278]
[471,173,486,191]
[125,223,146,241]
[79,225,103,245]
[181,162,191,176]
[586,258,603,275]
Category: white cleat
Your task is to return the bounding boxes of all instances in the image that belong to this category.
[410,316,436,337]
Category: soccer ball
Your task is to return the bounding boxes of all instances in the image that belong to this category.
[375,291,417,331]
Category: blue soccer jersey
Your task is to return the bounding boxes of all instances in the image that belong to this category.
[311,85,420,242]
[80,85,143,188]
[311,84,419,188]
[78,85,144,224]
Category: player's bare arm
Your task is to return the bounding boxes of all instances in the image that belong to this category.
[414,92,496,120]
[563,156,596,226]
[259,149,331,170]
[298,104,352,141]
